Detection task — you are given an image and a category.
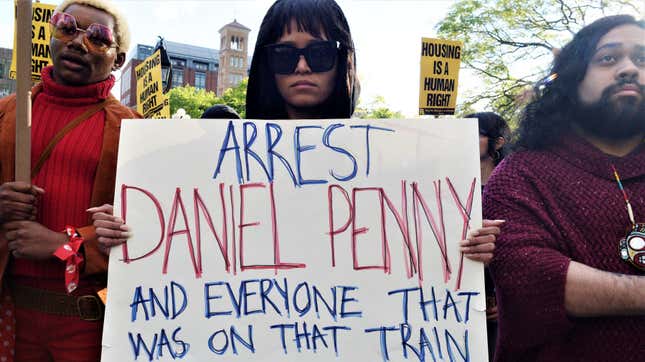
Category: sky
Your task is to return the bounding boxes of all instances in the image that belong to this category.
[0,0,471,117]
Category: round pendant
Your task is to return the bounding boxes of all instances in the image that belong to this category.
[619,223,645,272]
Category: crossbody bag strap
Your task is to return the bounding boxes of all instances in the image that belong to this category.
[31,99,116,178]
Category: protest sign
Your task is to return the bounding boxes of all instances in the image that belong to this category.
[419,38,463,115]
[10,1,56,81]
[135,49,170,118]
[102,118,487,361]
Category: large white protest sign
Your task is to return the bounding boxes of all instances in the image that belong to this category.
[101,118,487,361]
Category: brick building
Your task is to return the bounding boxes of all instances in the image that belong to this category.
[120,20,251,108]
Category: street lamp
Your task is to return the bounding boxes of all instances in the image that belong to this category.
[154,36,172,93]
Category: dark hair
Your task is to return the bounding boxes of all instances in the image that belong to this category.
[201,104,241,119]
[516,15,644,150]
[467,112,511,164]
[245,0,360,119]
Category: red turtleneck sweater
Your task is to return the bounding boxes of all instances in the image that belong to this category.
[484,135,645,361]
[11,66,115,292]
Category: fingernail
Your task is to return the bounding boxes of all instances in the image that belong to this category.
[495,219,506,223]
[115,217,124,223]
[120,224,131,231]
[122,232,132,238]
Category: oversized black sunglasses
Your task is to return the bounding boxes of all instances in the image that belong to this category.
[265,40,339,74]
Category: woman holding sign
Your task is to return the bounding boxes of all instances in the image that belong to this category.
[93,0,500,261]
[245,0,360,120]
[90,0,362,245]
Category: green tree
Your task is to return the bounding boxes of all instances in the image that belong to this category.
[167,79,248,119]
[168,86,219,118]
[436,0,641,125]
[354,95,404,119]
[219,78,248,118]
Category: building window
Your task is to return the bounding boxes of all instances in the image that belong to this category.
[171,58,186,68]
[195,72,206,89]
[121,92,130,106]
[0,61,5,79]
[172,69,184,87]
[161,67,170,90]
[231,36,241,50]
[120,68,131,94]
[137,46,152,60]
[230,74,243,86]
[194,62,208,72]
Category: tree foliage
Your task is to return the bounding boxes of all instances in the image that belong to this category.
[168,86,219,119]
[168,78,248,118]
[219,78,247,118]
[354,95,404,119]
[170,82,403,120]
[437,0,642,125]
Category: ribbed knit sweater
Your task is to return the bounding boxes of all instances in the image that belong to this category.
[10,66,113,292]
[483,135,645,361]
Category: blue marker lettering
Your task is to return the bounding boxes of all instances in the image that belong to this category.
[322,123,357,181]
[204,282,232,318]
[213,120,243,184]
[294,125,326,185]
[350,125,395,176]
[339,285,362,318]
[243,122,270,182]
[266,123,297,186]
[230,325,255,354]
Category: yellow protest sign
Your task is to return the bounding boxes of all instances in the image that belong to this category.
[135,49,170,118]
[418,38,463,115]
[10,1,56,81]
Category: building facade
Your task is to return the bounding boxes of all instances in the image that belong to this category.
[120,42,219,108]
[0,47,17,98]
[120,19,251,108]
[217,20,251,96]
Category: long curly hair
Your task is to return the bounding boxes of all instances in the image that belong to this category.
[516,15,644,150]
[245,0,360,119]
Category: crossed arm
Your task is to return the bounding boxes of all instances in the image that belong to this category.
[565,261,645,316]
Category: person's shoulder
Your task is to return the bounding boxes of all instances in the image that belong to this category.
[495,149,555,176]
[0,93,17,110]
[104,96,143,119]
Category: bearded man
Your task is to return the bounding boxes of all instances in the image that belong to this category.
[483,15,645,361]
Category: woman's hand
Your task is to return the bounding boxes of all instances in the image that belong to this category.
[87,204,131,254]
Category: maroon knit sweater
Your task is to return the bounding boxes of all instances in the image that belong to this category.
[483,135,645,361]
[10,66,111,292]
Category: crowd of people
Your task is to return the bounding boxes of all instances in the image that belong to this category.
[0,0,642,361]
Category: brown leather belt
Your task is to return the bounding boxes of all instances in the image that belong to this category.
[11,284,104,321]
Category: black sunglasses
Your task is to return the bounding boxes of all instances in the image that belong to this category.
[265,40,339,74]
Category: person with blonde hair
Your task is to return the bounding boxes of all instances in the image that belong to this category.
[0,0,139,360]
